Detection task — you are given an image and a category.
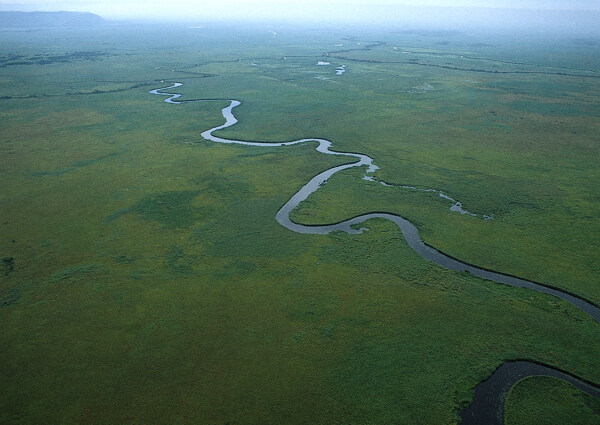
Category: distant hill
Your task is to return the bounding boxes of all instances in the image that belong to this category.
[0,11,105,28]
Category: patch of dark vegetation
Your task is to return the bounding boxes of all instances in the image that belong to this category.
[204,196,303,259]
[177,59,243,70]
[237,147,281,158]
[114,254,136,264]
[0,50,109,68]
[214,259,258,278]
[2,256,15,276]
[324,38,600,79]
[190,173,251,196]
[170,70,217,79]
[29,152,119,177]
[164,246,200,274]
[76,82,155,96]
[508,99,585,116]
[330,54,600,79]
[129,270,147,280]
[51,264,104,283]
[107,190,212,229]
[406,60,600,79]
[0,287,20,306]
[1,82,155,101]
[325,39,387,56]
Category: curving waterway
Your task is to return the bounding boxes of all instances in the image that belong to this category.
[460,361,600,425]
[150,82,600,423]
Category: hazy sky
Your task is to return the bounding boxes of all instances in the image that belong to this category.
[2,0,600,26]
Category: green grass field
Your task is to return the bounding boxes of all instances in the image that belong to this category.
[505,376,600,425]
[1,23,599,424]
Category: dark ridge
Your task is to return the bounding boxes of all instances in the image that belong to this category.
[329,54,600,79]
[0,82,154,100]
[323,38,600,79]
[0,51,109,69]
[0,11,105,28]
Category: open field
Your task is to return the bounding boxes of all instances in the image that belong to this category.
[1,23,599,424]
[505,376,600,425]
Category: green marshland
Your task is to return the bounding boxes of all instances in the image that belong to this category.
[1,22,599,424]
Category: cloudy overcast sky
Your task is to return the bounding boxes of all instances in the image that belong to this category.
[2,0,600,26]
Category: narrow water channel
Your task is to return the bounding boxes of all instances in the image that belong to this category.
[150,83,600,424]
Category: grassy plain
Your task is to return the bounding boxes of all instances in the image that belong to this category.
[1,23,599,424]
[505,376,600,425]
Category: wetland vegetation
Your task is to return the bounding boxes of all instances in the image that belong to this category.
[1,21,599,424]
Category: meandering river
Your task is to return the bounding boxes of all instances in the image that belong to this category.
[150,83,600,424]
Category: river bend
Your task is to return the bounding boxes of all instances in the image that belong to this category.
[150,83,599,324]
[149,82,600,422]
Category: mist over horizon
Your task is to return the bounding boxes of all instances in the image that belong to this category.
[2,1,600,36]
